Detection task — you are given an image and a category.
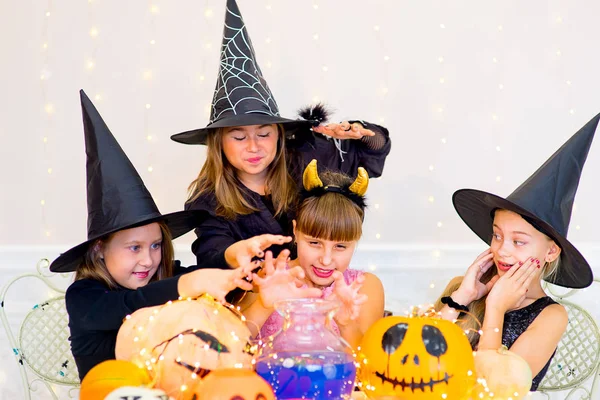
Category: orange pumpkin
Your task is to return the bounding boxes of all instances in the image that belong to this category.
[358,315,475,399]
[198,369,275,400]
[471,346,532,399]
[116,295,254,400]
[79,359,151,400]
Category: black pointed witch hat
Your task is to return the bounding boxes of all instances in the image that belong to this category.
[453,113,600,289]
[170,0,311,145]
[50,90,205,273]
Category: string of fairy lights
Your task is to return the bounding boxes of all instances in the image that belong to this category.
[39,0,54,241]
[144,1,159,179]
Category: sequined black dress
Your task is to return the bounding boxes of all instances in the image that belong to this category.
[502,296,558,391]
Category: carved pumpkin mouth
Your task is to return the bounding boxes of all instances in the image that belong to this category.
[375,371,453,392]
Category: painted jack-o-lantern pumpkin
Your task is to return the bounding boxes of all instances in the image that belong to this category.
[198,369,275,400]
[358,316,475,399]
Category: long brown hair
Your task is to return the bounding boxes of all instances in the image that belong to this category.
[435,256,560,348]
[295,171,365,242]
[75,221,175,289]
[186,125,297,220]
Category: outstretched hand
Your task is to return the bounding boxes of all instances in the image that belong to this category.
[252,250,322,309]
[324,271,368,327]
[224,234,292,269]
[198,266,254,304]
[312,121,376,140]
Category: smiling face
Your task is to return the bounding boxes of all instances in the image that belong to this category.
[99,223,163,289]
[220,124,279,184]
[490,210,561,277]
[294,229,357,288]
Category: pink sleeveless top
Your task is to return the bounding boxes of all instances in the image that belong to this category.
[258,269,364,339]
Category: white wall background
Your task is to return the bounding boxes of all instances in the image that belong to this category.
[1,0,600,399]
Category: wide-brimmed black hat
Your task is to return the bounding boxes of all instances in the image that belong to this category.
[171,0,311,145]
[453,113,600,289]
[50,91,205,273]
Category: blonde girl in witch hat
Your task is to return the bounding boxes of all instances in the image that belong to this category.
[237,160,385,349]
[171,0,391,271]
[52,91,306,380]
[435,113,599,391]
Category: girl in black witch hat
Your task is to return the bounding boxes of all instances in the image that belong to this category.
[172,0,391,271]
[434,113,599,391]
[53,91,310,380]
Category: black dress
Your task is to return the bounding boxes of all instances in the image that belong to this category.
[501,296,559,391]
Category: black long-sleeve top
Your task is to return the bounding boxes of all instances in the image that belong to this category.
[65,263,198,380]
[186,123,392,270]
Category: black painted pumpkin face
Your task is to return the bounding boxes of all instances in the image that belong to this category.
[358,316,475,399]
[197,368,275,400]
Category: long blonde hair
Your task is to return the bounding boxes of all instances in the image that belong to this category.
[295,171,365,242]
[75,221,175,289]
[186,125,297,220]
[435,257,560,348]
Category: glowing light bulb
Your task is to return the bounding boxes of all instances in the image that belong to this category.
[146,135,153,141]
[428,196,435,203]
[441,138,447,144]
[148,166,153,172]
[94,94,102,101]
[145,103,151,109]
[204,8,213,18]
[438,56,444,63]
[440,23,445,29]
[89,27,99,38]
[40,200,46,206]
[437,221,443,228]
[150,39,156,45]
[373,25,380,31]
[375,233,381,239]
[150,5,159,14]
[47,167,53,174]
[313,33,319,40]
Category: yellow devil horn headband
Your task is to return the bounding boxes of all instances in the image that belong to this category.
[302,159,369,207]
[349,167,369,196]
[303,159,324,190]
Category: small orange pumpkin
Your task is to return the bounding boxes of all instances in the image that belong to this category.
[471,346,532,399]
[79,360,151,400]
[198,369,275,400]
[359,315,475,399]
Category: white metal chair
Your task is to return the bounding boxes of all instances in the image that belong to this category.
[0,259,80,399]
[537,278,600,399]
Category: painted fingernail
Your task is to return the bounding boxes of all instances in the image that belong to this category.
[518,261,523,266]
[535,259,540,264]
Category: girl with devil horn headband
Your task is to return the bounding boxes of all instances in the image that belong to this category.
[172,0,391,273]
[435,112,599,391]
[237,160,385,349]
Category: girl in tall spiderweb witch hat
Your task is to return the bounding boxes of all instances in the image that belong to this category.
[171,0,392,274]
